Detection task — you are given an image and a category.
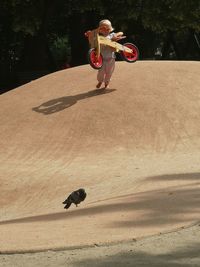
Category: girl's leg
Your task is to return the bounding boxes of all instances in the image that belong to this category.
[97,64,106,88]
[104,58,115,88]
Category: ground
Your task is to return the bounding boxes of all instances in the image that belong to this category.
[0,61,200,265]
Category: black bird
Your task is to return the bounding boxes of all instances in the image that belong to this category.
[63,188,87,209]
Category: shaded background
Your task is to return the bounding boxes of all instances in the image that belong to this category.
[0,0,200,93]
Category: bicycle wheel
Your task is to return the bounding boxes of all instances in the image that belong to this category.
[121,43,139,63]
[88,48,103,69]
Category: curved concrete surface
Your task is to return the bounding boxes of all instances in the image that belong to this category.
[0,61,200,253]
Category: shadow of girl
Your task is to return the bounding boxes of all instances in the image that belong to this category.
[32,88,116,115]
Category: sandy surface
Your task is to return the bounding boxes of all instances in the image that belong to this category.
[0,61,200,263]
[1,223,200,267]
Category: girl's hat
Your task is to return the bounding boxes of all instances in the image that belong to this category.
[99,19,114,31]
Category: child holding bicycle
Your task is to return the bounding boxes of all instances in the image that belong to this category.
[85,19,125,89]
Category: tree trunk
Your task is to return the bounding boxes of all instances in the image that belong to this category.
[162,30,181,59]
[18,0,57,72]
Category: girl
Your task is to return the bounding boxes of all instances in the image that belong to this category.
[86,19,125,89]
[96,19,125,89]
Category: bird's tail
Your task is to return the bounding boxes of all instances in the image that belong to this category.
[64,201,72,209]
[63,196,70,204]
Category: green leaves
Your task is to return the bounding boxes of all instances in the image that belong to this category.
[1,0,199,36]
[140,0,200,32]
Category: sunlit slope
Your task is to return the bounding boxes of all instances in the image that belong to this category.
[0,61,200,253]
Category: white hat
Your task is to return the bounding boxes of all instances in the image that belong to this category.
[99,19,114,31]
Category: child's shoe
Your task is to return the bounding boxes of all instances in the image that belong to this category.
[104,82,109,89]
[96,82,102,89]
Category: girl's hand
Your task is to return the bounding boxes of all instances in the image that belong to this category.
[84,31,91,37]
[112,32,126,41]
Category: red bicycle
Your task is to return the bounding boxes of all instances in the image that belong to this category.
[85,29,139,69]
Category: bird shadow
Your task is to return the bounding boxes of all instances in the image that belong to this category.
[32,88,116,115]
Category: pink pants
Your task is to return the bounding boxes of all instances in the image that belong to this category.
[97,58,115,84]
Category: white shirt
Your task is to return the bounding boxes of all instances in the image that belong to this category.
[100,32,116,59]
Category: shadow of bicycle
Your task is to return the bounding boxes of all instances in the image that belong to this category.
[32,88,116,115]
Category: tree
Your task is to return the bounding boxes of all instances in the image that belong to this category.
[139,0,200,59]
